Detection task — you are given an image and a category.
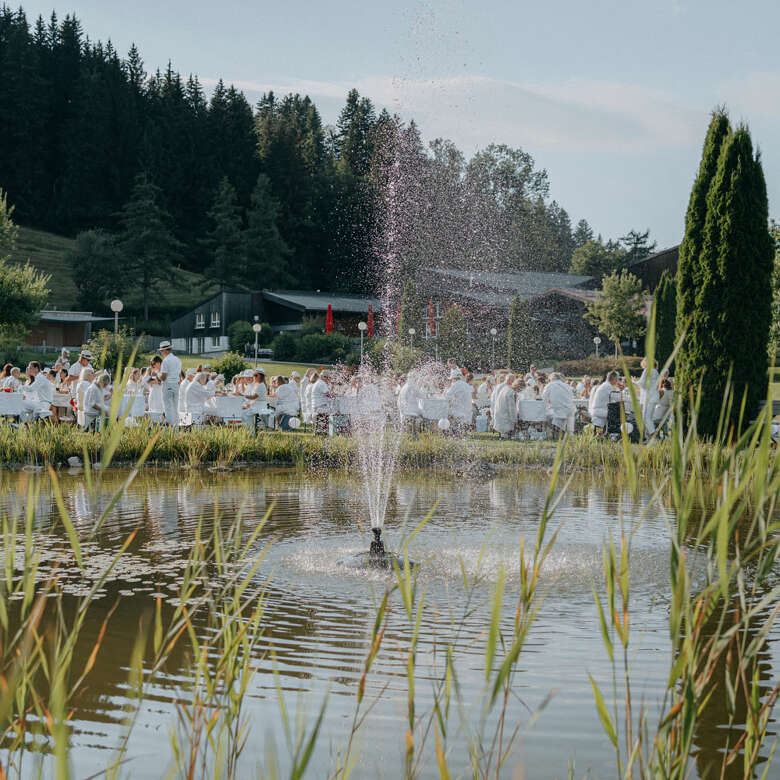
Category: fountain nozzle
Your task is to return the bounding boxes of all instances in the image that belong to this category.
[368,527,386,565]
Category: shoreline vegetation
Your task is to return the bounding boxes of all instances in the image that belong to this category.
[0,422,765,475]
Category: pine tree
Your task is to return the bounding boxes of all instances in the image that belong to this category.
[68,229,124,308]
[654,270,676,369]
[573,219,594,248]
[693,126,774,435]
[116,173,182,320]
[619,229,657,264]
[242,173,293,289]
[675,109,731,417]
[438,305,467,359]
[202,177,244,289]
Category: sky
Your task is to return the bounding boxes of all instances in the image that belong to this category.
[17,0,780,248]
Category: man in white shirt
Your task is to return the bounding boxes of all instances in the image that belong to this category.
[83,373,111,429]
[22,361,54,421]
[445,369,474,433]
[158,341,182,426]
[492,374,517,437]
[67,350,93,388]
[588,372,619,431]
[542,372,575,435]
[274,377,300,429]
[179,368,196,415]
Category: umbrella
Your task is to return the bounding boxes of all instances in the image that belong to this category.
[428,299,436,336]
[367,304,375,338]
[325,304,333,334]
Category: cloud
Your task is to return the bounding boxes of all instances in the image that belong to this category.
[202,73,705,155]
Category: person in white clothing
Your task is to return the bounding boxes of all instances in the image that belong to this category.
[144,356,164,416]
[303,375,316,423]
[397,374,423,432]
[588,372,619,431]
[492,374,517,437]
[2,367,22,392]
[633,358,660,439]
[184,372,214,424]
[159,341,182,426]
[67,350,93,388]
[445,369,474,433]
[179,368,196,414]
[311,372,332,435]
[22,362,54,422]
[542,372,575,435]
[82,373,111,429]
[241,369,268,428]
[273,376,300,429]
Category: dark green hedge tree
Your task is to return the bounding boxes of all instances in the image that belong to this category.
[654,270,677,370]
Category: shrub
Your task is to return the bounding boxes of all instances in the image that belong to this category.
[300,315,325,335]
[87,328,144,373]
[227,321,254,353]
[212,351,247,379]
[271,332,298,361]
[295,333,350,363]
[557,355,643,378]
[389,344,425,373]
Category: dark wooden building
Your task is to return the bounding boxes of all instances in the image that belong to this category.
[627,245,679,291]
[25,310,114,349]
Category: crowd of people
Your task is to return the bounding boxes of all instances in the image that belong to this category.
[0,341,674,441]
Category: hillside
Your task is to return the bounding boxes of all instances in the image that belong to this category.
[8,226,216,319]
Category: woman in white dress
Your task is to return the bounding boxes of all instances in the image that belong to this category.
[633,358,660,439]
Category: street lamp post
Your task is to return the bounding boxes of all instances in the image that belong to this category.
[593,336,601,358]
[357,321,367,361]
[252,323,262,367]
[110,299,123,335]
[408,328,415,351]
[490,327,497,371]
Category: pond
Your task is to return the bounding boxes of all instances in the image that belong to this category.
[0,466,777,778]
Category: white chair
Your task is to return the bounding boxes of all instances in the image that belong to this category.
[0,392,24,420]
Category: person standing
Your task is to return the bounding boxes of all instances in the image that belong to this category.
[22,361,54,421]
[633,358,660,439]
[445,369,474,433]
[542,372,575,435]
[158,341,182,427]
[492,374,517,437]
[67,350,93,389]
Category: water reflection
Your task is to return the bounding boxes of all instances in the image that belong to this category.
[0,467,776,778]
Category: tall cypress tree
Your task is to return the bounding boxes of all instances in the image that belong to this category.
[676,109,731,418]
[397,279,419,344]
[654,270,676,370]
[694,127,774,434]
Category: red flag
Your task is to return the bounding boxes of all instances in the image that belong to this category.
[367,304,375,338]
[325,304,334,334]
[428,299,435,336]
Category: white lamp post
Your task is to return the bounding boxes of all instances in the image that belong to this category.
[357,321,367,361]
[408,327,415,351]
[490,327,498,371]
[252,322,262,367]
[593,335,602,358]
[110,299,123,334]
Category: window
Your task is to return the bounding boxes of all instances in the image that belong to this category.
[210,311,221,328]
[211,336,221,347]
[194,313,205,329]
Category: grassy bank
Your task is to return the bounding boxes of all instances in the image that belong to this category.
[0,422,736,475]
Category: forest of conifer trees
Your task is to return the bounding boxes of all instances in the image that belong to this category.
[0,3,628,323]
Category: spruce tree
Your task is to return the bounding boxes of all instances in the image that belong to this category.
[694,126,774,434]
[654,270,677,370]
[397,279,421,344]
[68,229,124,308]
[242,173,293,289]
[117,173,182,320]
[203,177,244,289]
[675,109,731,417]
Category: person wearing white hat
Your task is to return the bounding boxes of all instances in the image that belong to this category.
[67,350,93,388]
[158,341,181,426]
[445,368,474,433]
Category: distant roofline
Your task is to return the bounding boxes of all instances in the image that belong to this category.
[628,244,680,267]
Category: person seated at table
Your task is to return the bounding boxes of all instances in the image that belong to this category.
[398,373,423,433]
[445,369,473,434]
[205,372,217,393]
[54,366,70,392]
[588,372,619,432]
[272,375,300,430]
[179,368,196,415]
[492,373,517,438]
[240,369,268,428]
[183,372,215,425]
[143,358,164,416]
[0,363,12,384]
[214,374,226,393]
[82,372,111,430]
[542,373,575,436]
[476,376,494,408]
[75,366,95,415]
[22,361,54,422]
[1,366,22,392]
[311,371,332,436]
